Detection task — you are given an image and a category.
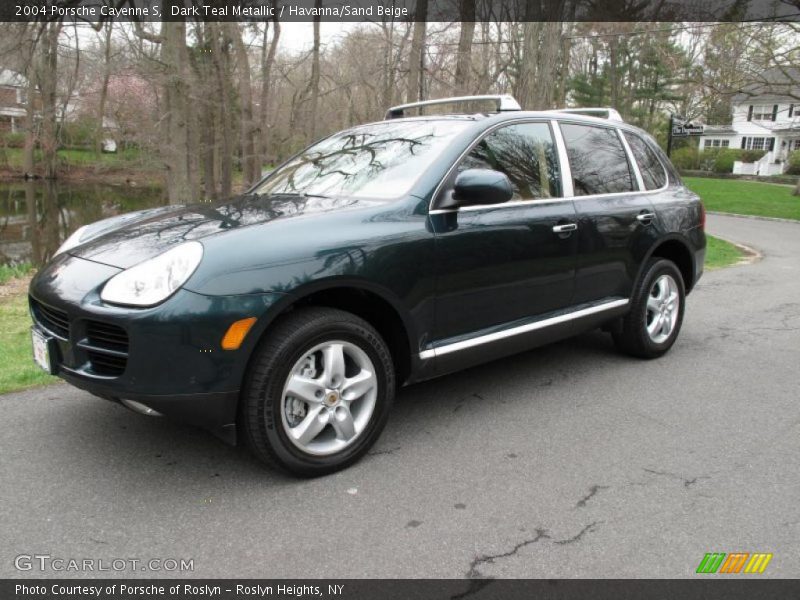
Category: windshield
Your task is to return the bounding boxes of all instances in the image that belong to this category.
[254,120,470,199]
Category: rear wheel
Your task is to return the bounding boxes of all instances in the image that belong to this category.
[613,258,685,359]
[241,307,394,476]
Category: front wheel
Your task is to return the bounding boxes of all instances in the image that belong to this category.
[613,258,686,359]
[241,307,394,476]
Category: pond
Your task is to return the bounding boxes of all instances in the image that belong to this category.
[0,181,167,267]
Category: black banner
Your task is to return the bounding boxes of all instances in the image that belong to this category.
[1,0,799,22]
[4,579,800,600]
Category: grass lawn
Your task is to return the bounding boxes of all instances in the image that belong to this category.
[0,292,56,394]
[0,146,154,171]
[684,176,800,221]
[705,235,744,270]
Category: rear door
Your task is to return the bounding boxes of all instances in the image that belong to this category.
[429,121,577,353]
[558,121,660,303]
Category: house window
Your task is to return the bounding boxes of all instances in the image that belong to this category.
[793,140,800,151]
[751,106,773,121]
[705,139,729,148]
[744,137,768,150]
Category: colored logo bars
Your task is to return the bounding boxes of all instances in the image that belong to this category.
[696,553,773,574]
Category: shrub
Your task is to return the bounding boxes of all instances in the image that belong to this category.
[739,149,767,163]
[786,151,800,175]
[3,132,25,148]
[61,116,96,149]
[671,146,699,170]
[712,149,738,173]
[698,147,722,171]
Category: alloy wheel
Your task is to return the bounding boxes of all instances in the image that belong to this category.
[279,340,378,456]
[646,274,680,344]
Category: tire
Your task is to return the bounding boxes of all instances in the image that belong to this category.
[613,258,686,359]
[241,307,394,477]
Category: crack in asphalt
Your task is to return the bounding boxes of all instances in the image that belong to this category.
[466,529,550,578]
[575,485,609,508]
[553,521,601,545]
[644,468,710,488]
[466,521,603,579]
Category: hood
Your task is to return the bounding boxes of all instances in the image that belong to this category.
[70,193,371,269]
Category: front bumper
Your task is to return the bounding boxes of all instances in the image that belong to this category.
[28,252,286,443]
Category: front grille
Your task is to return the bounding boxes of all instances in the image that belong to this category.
[30,297,69,339]
[85,349,127,377]
[86,321,129,353]
[83,320,129,377]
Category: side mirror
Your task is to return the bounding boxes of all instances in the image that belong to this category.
[450,169,513,207]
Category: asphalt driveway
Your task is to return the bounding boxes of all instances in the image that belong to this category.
[1,213,798,578]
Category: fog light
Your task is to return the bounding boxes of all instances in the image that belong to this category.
[221,317,257,350]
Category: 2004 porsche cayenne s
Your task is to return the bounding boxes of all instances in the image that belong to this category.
[29,95,705,476]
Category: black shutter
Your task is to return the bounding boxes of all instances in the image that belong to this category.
[769,138,775,151]
[772,105,778,121]
[747,105,753,121]
[790,104,795,118]
[741,137,747,149]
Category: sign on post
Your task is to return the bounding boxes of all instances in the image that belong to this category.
[667,115,704,156]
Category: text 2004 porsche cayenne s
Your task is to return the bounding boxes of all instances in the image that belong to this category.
[29,95,704,476]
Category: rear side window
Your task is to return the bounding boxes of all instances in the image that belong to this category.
[624,132,667,190]
[459,122,562,200]
[560,123,634,195]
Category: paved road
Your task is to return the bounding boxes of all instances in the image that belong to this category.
[1,213,799,579]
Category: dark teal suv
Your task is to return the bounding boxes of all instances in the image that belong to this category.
[29,95,705,476]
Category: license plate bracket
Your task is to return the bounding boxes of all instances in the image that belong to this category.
[31,328,57,375]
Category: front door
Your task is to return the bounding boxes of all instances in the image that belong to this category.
[428,121,577,367]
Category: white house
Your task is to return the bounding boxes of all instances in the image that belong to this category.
[699,68,800,176]
[0,68,30,133]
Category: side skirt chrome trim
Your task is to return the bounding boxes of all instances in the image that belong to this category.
[418,298,629,360]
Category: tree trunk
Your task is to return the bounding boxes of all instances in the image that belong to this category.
[230,24,259,186]
[38,22,62,180]
[536,21,562,109]
[22,52,36,177]
[307,4,322,141]
[609,37,619,110]
[95,22,113,157]
[161,21,193,204]
[406,0,427,103]
[454,0,475,95]
[209,23,233,199]
[259,18,280,169]
[518,22,541,109]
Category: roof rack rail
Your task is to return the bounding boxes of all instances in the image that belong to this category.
[385,95,522,120]
[547,107,624,122]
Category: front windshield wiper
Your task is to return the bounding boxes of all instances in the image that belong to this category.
[261,191,335,200]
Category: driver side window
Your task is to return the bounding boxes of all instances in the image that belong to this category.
[458,122,562,201]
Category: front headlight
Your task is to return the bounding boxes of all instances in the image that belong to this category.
[55,225,90,256]
[100,241,203,307]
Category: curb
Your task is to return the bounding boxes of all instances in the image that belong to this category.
[707,211,800,225]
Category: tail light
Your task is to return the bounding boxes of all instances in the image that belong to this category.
[699,202,706,230]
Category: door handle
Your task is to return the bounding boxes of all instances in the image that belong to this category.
[636,212,656,224]
[552,223,578,233]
